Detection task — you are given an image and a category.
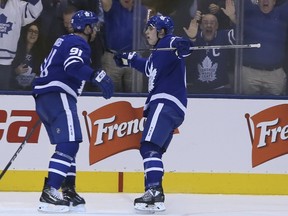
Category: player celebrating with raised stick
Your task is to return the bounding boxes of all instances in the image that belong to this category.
[33,10,114,213]
[114,15,193,213]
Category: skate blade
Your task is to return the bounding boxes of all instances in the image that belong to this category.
[69,203,86,212]
[38,202,70,213]
[134,202,165,214]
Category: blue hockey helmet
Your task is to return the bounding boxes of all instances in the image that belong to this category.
[146,15,174,35]
[71,10,98,32]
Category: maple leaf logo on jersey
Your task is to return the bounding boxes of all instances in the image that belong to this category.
[198,56,218,83]
[0,14,13,38]
[147,62,157,92]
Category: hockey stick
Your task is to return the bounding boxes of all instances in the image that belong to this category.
[134,43,261,52]
[0,119,41,180]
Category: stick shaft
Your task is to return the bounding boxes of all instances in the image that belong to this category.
[189,43,261,50]
[0,120,41,180]
[135,43,261,52]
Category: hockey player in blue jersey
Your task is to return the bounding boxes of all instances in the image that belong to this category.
[114,15,193,213]
[33,10,114,213]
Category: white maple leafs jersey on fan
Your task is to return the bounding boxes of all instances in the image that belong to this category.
[0,0,43,65]
[33,34,94,99]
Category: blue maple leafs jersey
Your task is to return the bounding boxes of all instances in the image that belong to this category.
[33,34,94,99]
[130,34,187,117]
[191,29,235,90]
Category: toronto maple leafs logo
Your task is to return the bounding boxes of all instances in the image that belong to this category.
[159,16,166,21]
[198,56,218,83]
[0,14,13,38]
[147,62,157,92]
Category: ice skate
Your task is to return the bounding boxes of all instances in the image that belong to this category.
[38,178,69,213]
[134,186,166,213]
[62,183,86,212]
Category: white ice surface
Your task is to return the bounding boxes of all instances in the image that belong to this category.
[0,192,288,216]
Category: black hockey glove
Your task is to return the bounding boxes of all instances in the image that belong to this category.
[91,70,114,99]
[172,37,193,58]
[113,52,137,67]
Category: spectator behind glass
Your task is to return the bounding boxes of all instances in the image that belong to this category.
[0,0,43,90]
[62,4,77,33]
[241,0,288,95]
[68,0,100,12]
[11,21,44,90]
[197,0,234,29]
[100,0,148,93]
[39,0,70,58]
[183,1,236,94]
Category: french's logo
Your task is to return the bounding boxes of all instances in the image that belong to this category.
[245,104,288,167]
[83,101,145,165]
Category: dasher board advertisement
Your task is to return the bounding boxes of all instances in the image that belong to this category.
[1,95,288,174]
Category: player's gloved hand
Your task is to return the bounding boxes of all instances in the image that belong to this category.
[113,52,137,67]
[91,70,114,99]
[171,37,193,58]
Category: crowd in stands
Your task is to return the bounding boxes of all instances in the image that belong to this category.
[0,0,288,96]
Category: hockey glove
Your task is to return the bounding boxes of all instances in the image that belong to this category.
[113,52,137,67]
[91,70,114,99]
[171,37,193,58]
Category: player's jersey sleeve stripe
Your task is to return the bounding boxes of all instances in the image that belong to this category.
[64,56,84,70]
